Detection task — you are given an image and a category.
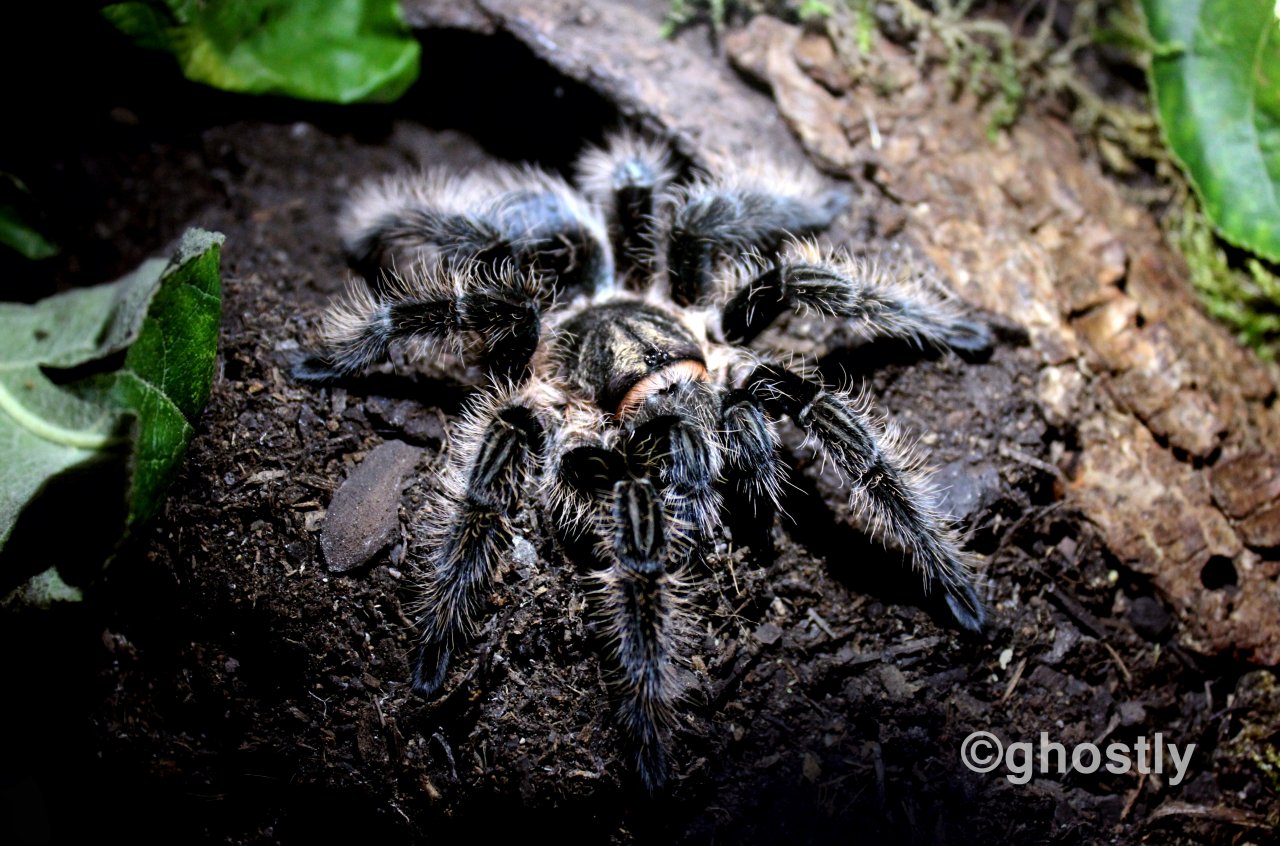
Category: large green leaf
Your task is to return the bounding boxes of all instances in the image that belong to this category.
[110,230,223,524]
[1142,0,1280,261]
[102,0,420,104]
[0,229,223,599]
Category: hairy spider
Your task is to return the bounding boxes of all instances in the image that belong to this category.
[296,132,992,794]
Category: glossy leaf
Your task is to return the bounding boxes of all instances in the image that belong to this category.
[1142,0,1280,261]
[103,0,420,104]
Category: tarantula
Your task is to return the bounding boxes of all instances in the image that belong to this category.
[296,132,992,794]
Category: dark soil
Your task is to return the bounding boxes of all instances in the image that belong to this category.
[2,11,1276,846]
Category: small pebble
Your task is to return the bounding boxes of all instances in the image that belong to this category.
[322,440,424,572]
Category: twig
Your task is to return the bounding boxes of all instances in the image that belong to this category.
[1148,801,1269,829]
[807,607,838,639]
[998,443,1067,484]
[1101,640,1133,685]
[1120,770,1146,821]
[1000,656,1026,702]
[1043,581,1108,641]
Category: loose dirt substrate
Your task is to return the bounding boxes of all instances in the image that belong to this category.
[2,14,1276,846]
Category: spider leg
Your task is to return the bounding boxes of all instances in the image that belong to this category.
[719,388,784,509]
[667,163,849,305]
[597,477,681,795]
[341,170,504,284]
[292,262,543,383]
[489,182,614,296]
[411,395,545,696]
[622,378,722,566]
[719,388,784,555]
[344,167,613,296]
[554,437,684,794]
[745,363,985,631]
[722,241,992,353]
[576,131,676,284]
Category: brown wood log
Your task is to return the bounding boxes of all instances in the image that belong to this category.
[404,0,1280,664]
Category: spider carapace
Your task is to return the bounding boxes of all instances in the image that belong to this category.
[297,132,993,793]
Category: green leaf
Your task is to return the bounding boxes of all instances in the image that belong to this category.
[0,228,223,593]
[112,229,223,524]
[102,0,421,104]
[0,175,58,261]
[2,568,84,609]
[1142,0,1280,261]
[0,204,58,260]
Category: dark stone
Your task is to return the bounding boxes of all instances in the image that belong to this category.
[321,440,424,572]
[1128,595,1172,641]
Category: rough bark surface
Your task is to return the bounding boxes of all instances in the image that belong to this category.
[725,16,1280,664]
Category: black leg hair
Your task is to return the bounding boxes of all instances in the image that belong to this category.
[721,241,992,353]
[622,378,722,566]
[596,477,680,795]
[460,265,546,379]
[544,398,625,546]
[412,397,545,696]
[489,188,614,297]
[347,208,503,288]
[745,363,986,631]
[576,131,676,284]
[555,437,685,794]
[293,262,543,383]
[555,443,627,545]
[719,389,784,508]
[718,389,784,556]
[343,167,614,296]
[666,164,849,306]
